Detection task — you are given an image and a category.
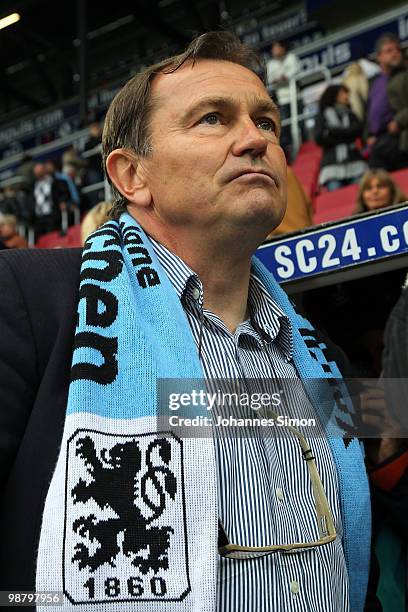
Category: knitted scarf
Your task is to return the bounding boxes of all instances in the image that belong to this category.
[35,212,370,611]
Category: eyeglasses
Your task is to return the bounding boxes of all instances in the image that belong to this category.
[217,407,337,560]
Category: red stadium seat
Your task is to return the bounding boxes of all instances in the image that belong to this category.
[36,224,82,249]
[291,141,322,201]
[314,184,359,212]
[36,231,72,249]
[313,169,408,225]
[313,184,359,224]
[66,223,82,246]
[392,168,408,197]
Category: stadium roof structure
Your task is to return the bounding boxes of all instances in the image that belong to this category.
[0,0,287,126]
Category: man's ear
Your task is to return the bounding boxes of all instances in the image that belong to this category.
[106,148,151,207]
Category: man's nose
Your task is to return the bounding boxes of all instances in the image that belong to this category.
[231,119,268,158]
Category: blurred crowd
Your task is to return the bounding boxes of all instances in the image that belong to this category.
[267,32,408,184]
[0,121,104,246]
[0,32,407,251]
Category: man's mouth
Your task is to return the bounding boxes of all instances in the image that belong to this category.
[228,168,279,188]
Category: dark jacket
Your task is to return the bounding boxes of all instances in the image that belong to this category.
[0,247,351,604]
[33,175,71,217]
[314,105,365,185]
[0,248,81,598]
[388,67,408,153]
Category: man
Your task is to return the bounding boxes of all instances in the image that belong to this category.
[43,159,81,208]
[266,40,300,158]
[83,121,104,207]
[0,32,370,611]
[32,161,71,239]
[367,33,408,171]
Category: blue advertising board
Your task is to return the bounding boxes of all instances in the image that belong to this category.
[296,8,408,72]
[236,8,324,50]
[256,205,408,284]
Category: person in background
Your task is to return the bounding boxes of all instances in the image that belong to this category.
[315,84,367,191]
[0,180,34,228]
[80,200,112,244]
[83,122,105,207]
[266,40,300,159]
[267,166,313,236]
[83,121,104,185]
[17,154,36,189]
[32,162,71,239]
[367,33,408,171]
[61,146,87,189]
[44,159,81,208]
[361,293,408,612]
[354,168,407,213]
[0,214,28,249]
[342,62,369,121]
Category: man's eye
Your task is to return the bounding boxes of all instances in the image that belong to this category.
[256,118,276,132]
[199,113,221,125]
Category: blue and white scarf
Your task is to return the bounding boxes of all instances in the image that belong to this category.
[36,212,370,611]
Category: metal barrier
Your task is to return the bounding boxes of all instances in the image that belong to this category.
[270,65,333,156]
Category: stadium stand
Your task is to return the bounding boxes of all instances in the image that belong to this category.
[313,168,408,224]
[0,4,407,248]
[35,223,81,249]
[291,141,322,201]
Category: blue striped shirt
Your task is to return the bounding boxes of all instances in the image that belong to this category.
[148,236,349,611]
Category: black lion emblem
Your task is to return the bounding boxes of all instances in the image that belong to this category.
[71,435,177,575]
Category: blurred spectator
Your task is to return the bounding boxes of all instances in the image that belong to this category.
[61,146,87,178]
[0,180,34,225]
[266,40,300,104]
[83,121,104,185]
[81,200,112,244]
[44,159,80,207]
[17,154,35,189]
[315,84,367,191]
[367,33,408,171]
[266,40,300,158]
[0,214,28,249]
[342,62,369,121]
[267,167,313,237]
[33,162,71,239]
[354,169,407,213]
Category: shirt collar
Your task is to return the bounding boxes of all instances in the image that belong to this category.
[147,235,293,360]
[248,271,293,360]
[147,235,201,303]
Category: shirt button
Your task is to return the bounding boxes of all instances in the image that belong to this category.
[290,580,299,595]
[192,288,200,301]
[276,487,284,502]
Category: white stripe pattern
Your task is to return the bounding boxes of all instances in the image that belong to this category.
[149,237,349,611]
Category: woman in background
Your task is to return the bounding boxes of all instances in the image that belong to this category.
[355,168,407,213]
[315,84,367,191]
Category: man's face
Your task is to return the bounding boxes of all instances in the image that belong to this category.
[34,163,45,179]
[271,43,286,59]
[89,123,101,138]
[377,41,402,71]
[136,60,287,241]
